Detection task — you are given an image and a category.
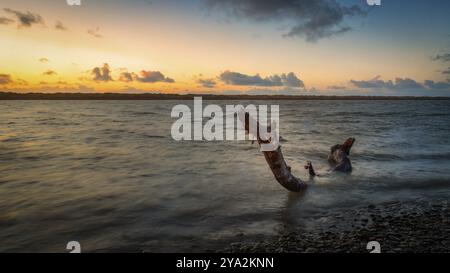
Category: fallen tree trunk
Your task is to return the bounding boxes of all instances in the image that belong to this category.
[242,112,307,192]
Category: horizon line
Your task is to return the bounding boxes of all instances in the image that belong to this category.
[1,92,450,100]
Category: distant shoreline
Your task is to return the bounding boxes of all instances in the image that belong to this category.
[1,92,449,101]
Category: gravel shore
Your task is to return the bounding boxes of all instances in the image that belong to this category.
[222,200,449,253]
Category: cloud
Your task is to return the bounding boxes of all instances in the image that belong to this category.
[117,69,175,83]
[431,53,450,76]
[351,75,394,89]
[424,80,450,90]
[197,78,217,88]
[39,58,49,63]
[43,70,57,76]
[219,71,304,88]
[328,85,346,90]
[206,0,366,42]
[351,76,424,90]
[432,53,450,62]
[351,76,450,93]
[282,72,304,87]
[0,74,13,85]
[394,78,423,89]
[220,71,281,86]
[431,51,450,77]
[4,8,44,27]
[119,72,135,82]
[92,63,113,82]
[0,16,14,25]
[55,20,68,31]
[87,27,102,38]
[136,70,175,83]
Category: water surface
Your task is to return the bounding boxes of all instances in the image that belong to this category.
[0,100,449,252]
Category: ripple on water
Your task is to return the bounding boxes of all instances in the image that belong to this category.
[0,100,449,252]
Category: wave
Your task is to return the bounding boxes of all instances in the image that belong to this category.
[354,152,450,161]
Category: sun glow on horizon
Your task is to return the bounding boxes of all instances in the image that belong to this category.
[1,0,450,96]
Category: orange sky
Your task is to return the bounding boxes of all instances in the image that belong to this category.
[1,0,449,95]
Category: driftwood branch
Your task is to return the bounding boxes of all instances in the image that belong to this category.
[242,112,307,192]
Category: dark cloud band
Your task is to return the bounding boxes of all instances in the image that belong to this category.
[206,0,366,42]
[118,70,175,83]
[219,71,304,88]
[137,71,175,83]
[351,76,450,91]
[3,8,43,27]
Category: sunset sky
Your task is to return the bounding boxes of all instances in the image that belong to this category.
[1,0,450,96]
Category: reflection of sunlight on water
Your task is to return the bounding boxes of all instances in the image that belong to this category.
[0,100,449,252]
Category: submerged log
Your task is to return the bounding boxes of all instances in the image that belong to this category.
[307,137,355,177]
[242,112,307,192]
